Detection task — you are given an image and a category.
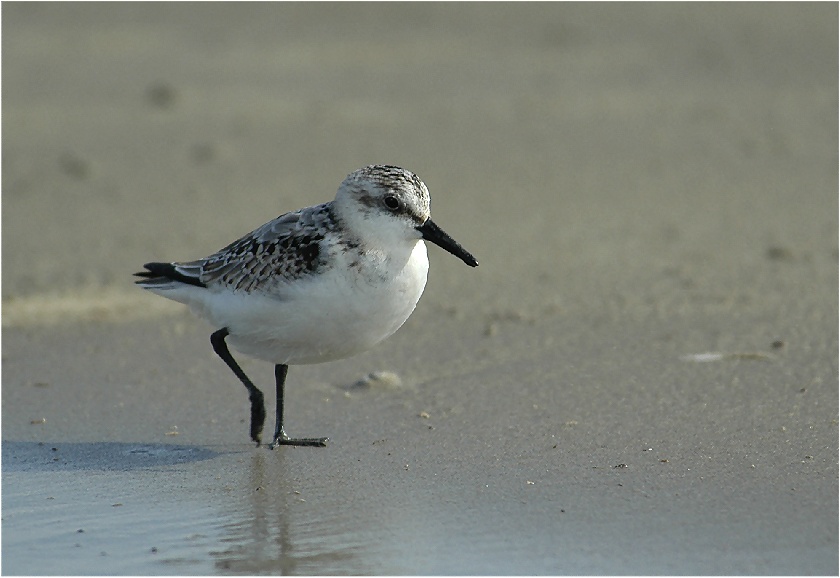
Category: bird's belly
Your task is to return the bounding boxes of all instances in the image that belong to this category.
[210,246,429,365]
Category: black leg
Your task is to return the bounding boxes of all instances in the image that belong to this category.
[210,328,266,446]
[269,363,329,448]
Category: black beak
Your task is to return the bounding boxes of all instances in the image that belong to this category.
[417,219,478,267]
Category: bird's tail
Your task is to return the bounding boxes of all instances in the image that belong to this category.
[134,262,207,289]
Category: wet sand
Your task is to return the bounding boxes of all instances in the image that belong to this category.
[3,4,838,575]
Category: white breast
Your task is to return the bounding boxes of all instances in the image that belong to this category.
[199,240,430,365]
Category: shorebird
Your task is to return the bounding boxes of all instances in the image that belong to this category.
[136,165,477,447]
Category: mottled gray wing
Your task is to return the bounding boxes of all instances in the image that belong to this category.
[174,202,336,293]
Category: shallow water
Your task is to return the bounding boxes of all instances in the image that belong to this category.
[4,440,579,575]
[4,438,836,575]
[3,442,220,574]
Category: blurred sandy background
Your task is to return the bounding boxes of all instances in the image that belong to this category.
[3,3,837,574]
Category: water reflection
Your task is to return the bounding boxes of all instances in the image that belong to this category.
[210,451,381,574]
[4,437,572,574]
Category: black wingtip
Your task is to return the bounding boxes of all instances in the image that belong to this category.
[134,262,206,288]
[133,265,156,280]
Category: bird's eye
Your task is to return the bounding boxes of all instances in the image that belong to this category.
[383,195,401,211]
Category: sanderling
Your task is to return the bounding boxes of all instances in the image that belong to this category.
[135,165,478,448]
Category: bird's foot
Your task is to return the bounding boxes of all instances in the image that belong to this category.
[268,431,329,449]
